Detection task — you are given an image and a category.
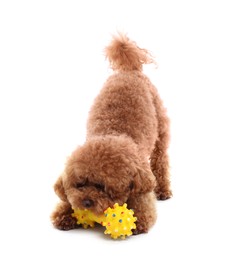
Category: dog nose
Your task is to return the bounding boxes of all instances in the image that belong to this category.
[82,199,94,208]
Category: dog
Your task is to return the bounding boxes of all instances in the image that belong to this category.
[51,33,172,234]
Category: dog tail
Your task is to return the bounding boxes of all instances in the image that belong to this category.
[105,33,154,71]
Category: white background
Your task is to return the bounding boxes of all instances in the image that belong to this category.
[0,0,234,259]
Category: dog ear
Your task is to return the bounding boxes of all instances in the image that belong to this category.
[131,167,156,194]
[54,175,67,201]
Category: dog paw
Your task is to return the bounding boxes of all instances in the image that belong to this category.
[53,215,78,231]
[132,222,149,235]
[156,190,172,200]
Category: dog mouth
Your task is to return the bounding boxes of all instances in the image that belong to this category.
[77,197,115,215]
[70,192,127,215]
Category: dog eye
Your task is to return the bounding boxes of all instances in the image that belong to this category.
[75,182,85,189]
[94,183,105,191]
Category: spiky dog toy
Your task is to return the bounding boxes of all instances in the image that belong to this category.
[72,203,137,239]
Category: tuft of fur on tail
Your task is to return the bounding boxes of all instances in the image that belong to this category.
[105,33,154,71]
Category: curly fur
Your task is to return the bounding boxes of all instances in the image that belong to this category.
[105,33,154,71]
[51,33,172,234]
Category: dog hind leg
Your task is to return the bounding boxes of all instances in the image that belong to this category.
[150,88,172,200]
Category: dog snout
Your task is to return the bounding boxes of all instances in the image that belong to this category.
[82,198,94,208]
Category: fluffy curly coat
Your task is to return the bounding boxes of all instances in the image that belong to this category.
[51,34,172,234]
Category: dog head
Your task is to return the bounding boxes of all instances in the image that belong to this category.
[54,136,156,215]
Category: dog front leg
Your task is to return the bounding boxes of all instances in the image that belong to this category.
[127,192,157,234]
[51,201,79,230]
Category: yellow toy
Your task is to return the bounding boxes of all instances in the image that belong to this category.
[72,203,137,239]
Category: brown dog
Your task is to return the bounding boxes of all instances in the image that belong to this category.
[51,34,172,234]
